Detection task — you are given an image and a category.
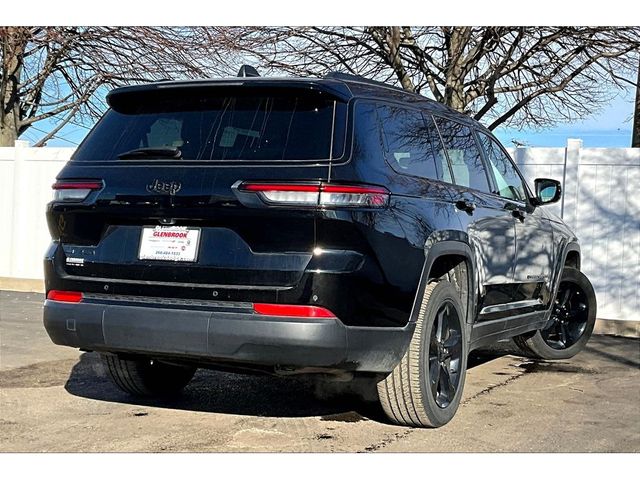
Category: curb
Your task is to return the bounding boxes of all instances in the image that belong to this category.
[0,277,44,294]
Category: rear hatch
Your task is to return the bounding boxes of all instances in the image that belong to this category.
[47,82,349,290]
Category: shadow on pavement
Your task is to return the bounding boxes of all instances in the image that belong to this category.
[582,335,640,369]
[64,352,385,422]
[63,347,513,423]
[467,340,522,368]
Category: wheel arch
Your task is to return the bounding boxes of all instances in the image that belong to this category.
[409,235,477,326]
[563,243,581,270]
[547,241,582,315]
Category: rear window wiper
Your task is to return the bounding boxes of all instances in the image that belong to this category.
[117,147,182,160]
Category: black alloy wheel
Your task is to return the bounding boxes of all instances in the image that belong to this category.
[428,301,463,408]
[541,280,589,350]
[377,280,468,428]
[514,267,597,360]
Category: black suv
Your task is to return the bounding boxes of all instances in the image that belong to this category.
[43,72,597,427]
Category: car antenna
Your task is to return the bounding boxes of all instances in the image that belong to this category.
[237,65,260,78]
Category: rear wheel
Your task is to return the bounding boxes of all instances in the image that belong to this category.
[101,354,196,397]
[514,267,596,360]
[377,280,468,428]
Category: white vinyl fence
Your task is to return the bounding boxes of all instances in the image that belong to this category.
[508,139,640,323]
[0,140,638,322]
[0,141,73,282]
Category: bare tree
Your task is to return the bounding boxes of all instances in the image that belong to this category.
[0,27,240,146]
[235,27,640,131]
[633,60,640,147]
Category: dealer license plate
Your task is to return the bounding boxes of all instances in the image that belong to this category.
[138,226,200,262]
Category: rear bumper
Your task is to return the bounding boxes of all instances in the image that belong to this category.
[43,297,414,373]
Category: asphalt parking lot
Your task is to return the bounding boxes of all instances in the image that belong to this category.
[1,290,639,453]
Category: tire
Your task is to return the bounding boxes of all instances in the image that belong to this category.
[101,354,196,397]
[514,267,596,360]
[377,280,468,428]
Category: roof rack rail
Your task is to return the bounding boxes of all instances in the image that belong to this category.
[324,71,407,93]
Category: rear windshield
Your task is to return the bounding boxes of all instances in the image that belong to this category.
[73,90,345,162]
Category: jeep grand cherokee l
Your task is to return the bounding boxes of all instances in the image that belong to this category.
[43,71,597,427]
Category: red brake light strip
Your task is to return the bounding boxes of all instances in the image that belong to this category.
[241,183,388,194]
[240,183,320,192]
[52,181,103,190]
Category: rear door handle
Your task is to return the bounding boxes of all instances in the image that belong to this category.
[456,199,476,214]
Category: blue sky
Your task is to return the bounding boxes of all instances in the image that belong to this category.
[494,89,636,148]
[21,84,637,149]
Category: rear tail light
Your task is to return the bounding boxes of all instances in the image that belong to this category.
[46,290,83,303]
[241,183,321,205]
[52,180,103,202]
[320,184,389,207]
[238,182,389,208]
[253,303,336,318]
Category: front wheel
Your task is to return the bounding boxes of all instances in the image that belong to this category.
[377,280,468,428]
[514,267,597,360]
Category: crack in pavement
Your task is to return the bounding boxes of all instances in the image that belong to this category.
[460,358,599,407]
[360,361,533,452]
[359,429,414,452]
[461,368,530,406]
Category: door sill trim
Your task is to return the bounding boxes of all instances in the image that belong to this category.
[480,298,543,315]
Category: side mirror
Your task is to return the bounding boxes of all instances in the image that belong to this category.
[532,178,562,205]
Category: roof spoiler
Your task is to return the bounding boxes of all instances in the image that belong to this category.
[106,78,354,111]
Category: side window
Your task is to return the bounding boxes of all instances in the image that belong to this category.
[477,132,526,201]
[434,118,491,193]
[377,105,448,181]
[352,101,385,162]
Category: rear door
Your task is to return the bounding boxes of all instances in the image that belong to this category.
[48,85,346,290]
[433,117,518,319]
